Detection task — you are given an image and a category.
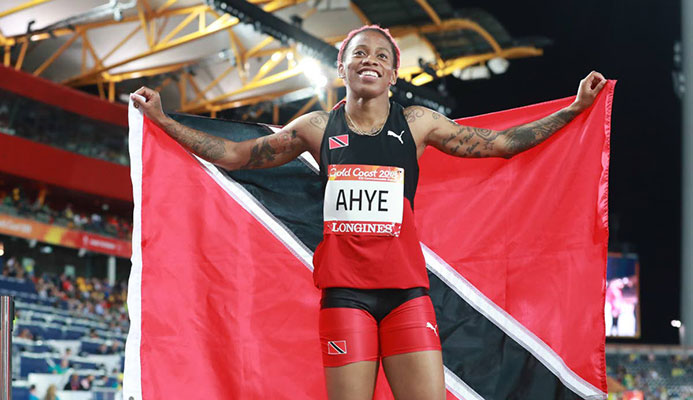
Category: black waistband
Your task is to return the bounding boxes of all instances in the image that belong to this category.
[320,287,428,323]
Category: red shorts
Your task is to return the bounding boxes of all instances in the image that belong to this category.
[319,294,441,367]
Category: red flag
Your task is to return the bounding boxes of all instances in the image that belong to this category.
[416,82,614,395]
[124,81,613,399]
[125,114,328,398]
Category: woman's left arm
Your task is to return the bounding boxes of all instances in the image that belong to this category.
[409,71,607,159]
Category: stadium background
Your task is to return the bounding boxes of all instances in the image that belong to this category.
[0,0,688,399]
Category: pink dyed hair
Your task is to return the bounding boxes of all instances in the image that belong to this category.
[337,25,401,70]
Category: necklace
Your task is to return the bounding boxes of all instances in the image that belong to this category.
[345,102,391,136]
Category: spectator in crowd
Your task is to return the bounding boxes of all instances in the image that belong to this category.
[36,277,49,298]
[64,374,81,391]
[5,249,131,335]
[18,328,34,340]
[62,348,72,365]
[60,274,74,294]
[89,212,103,231]
[32,273,127,329]
[0,92,128,165]
[0,182,132,240]
[3,256,19,277]
[110,340,122,354]
[63,203,74,222]
[0,190,8,207]
[43,384,60,400]
[79,374,95,390]
[28,384,39,400]
[73,213,88,229]
[50,357,69,374]
[12,187,30,215]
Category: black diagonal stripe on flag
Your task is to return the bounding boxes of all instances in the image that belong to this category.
[169,114,324,250]
[328,341,347,355]
[166,93,613,400]
[329,135,348,150]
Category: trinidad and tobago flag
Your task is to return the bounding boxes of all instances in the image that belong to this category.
[124,82,614,400]
[328,134,349,150]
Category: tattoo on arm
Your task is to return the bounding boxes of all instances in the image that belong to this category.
[441,125,499,157]
[404,106,425,124]
[502,108,579,155]
[166,121,227,161]
[243,137,275,168]
[241,111,322,169]
[309,111,329,131]
[241,129,300,169]
[439,107,579,158]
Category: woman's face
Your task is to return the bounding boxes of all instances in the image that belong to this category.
[339,30,397,99]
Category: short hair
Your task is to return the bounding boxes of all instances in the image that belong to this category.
[337,25,401,70]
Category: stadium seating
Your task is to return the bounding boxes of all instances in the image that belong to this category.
[606,346,693,399]
[1,284,126,399]
[0,276,36,294]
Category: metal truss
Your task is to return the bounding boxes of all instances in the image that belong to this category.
[343,2,544,86]
[0,0,53,21]
[0,0,542,118]
[1,0,311,110]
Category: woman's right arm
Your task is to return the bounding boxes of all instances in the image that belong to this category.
[131,87,324,171]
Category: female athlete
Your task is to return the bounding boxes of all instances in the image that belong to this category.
[131,25,606,400]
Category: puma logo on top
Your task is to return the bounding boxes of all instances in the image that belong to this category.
[426,322,438,337]
[387,130,405,144]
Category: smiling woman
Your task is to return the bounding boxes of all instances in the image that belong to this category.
[130,22,606,400]
[316,26,447,400]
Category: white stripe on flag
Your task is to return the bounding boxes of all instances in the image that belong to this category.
[123,96,144,400]
[182,149,604,400]
[421,243,606,400]
[298,151,320,174]
[194,157,469,400]
[444,366,484,400]
[297,151,604,399]
[193,155,315,271]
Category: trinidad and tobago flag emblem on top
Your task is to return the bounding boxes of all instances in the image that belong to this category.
[329,134,349,150]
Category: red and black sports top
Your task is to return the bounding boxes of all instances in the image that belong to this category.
[312,101,429,289]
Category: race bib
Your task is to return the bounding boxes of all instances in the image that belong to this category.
[323,164,404,237]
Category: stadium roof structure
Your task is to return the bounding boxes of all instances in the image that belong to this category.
[0,0,549,121]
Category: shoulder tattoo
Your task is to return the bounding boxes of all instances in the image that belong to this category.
[404,106,426,124]
[309,111,329,131]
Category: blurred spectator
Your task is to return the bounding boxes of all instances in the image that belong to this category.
[0,182,132,240]
[110,340,122,354]
[63,204,74,221]
[0,190,9,206]
[18,328,33,340]
[3,256,19,277]
[5,248,130,336]
[64,374,81,391]
[62,348,72,364]
[79,375,95,391]
[607,352,693,399]
[0,89,128,165]
[49,275,126,329]
[50,358,70,374]
[90,213,103,231]
[43,384,60,400]
[28,384,39,400]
